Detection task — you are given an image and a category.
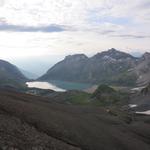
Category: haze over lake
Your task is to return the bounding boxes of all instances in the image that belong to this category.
[26,81,66,92]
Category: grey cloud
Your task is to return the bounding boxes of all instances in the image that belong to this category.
[139,1,150,9]
[0,0,5,7]
[0,23,67,32]
[85,28,116,35]
[112,34,150,39]
[100,30,116,35]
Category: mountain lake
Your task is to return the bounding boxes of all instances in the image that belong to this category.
[26,80,93,92]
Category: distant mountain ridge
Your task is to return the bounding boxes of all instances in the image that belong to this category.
[39,48,150,86]
[20,68,38,79]
[0,59,27,87]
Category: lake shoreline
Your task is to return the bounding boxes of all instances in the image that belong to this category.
[26,80,94,92]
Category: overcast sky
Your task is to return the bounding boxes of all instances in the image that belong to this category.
[0,0,150,61]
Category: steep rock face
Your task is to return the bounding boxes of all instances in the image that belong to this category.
[39,49,150,86]
[141,83,150,95]
[0,59,27,87]
[130,83,150,111]
[132,52,150,86]
[40,54,89,82]
[83,49,137,85]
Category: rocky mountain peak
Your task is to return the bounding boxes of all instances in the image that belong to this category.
[92,48,134,60]
[65,54,88,61]
[142,52,150,60]
[108,48,118,53]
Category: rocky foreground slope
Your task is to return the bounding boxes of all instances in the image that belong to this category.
[0,90,150,150]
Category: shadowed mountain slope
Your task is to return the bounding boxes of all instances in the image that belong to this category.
[0,59,27,87]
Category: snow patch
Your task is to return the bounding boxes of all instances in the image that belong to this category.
[129,104,137,108]
[26,81,66,92]
[136,110,150,115]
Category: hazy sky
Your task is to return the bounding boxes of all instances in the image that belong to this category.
[0,0,150,61]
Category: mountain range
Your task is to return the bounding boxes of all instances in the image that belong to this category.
[39,48,150,86]
[0,48,150,88]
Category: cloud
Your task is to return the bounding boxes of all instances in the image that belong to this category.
[113,34,150,39]
[0,22,67,32]
[0,0,4,7]
[139,1,150,9]
[100,30,116,35]
[0,0,150,60]
[0,0,150,31]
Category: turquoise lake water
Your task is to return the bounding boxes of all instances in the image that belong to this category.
[48,80,92,90]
